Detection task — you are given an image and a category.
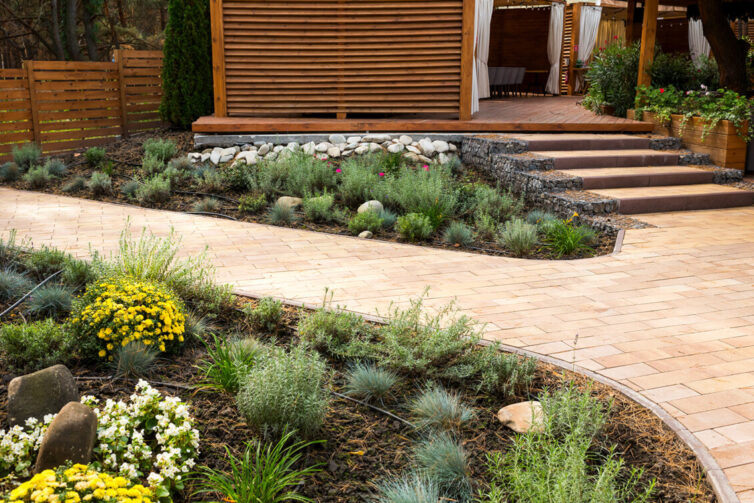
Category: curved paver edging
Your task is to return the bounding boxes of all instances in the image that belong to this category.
[234,290,737,503]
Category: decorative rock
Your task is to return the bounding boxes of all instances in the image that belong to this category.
[346,136,362,145]
[368,142,382,152]
[218,152,234,164]
[336,143,347,151]
[287,141,300,151]
[358,231,373,239]
[399,135,413,145]
[35,402,97,473]
[327,146,341,158]
[253,141,266,147]
[406,145,421,155]
[358,200,383,214]
[448,143,458,152]
[342,149,354,157]
[257,144,271,156]
[265,151,278,161]
[8,365,78,427]
[241,144,253,151]
[354,145,369,155]
[188,152,202,162]
[403,153,419,162]
[329,134,346,145]
[315,142,331,153]
[276,196,302,209]
[316,153,329,161]
[438,153,450,165]
[432,140,449,153]
[278,149,293,160]
[209,148,222,165]
[387,143,404,153]
[496,401,544,434]
[273,145,285,153]
[302,142,316,155]
[418,154,432,164]
[381,141,393,148]
[200,153,211,163]
[418,138,435,156]
[363,134,392,143]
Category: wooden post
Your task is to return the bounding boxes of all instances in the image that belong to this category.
[210,0,227,117]
[567,2,581,96]
[23,61,41,148]
[625,0,638,44]
[459,0,475,121]
[637,0,658,88]
[114,49,130,138]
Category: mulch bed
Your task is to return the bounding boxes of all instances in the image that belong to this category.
[0,130,616,260]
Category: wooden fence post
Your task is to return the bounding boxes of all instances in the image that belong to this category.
[114,49,130,138]
[459,0,475,121]
[23,61,41,148]
[210,0,227,117]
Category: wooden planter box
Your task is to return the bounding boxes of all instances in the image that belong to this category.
[628,110,749,170]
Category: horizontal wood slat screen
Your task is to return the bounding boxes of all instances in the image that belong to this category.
[217,0,467,118]
[0,50,164,162]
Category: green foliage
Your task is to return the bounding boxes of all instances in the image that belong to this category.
[385,167,457,228]
[584,42,640,117]
[0,269,33,303]
[22,165,52,189]
[195,168,225,192]
[0,230,23,267]
[378,208,398,229]
[243,297,284,333]
[375,473,439,503]
[267,202,296,226]
[0,162,20,182]
[43,159,67,177]
[238,193,267,214]
[87,171,112,196]
[336,156,382,207]
[498,218,538,256]
[0,319,75,373]
[62,257,96,289]
[649,52,719,91]
[221,163,255,192]
[12,143,41,171]
[62,176,87,193]
[414,433,471,502]
[144,139,178,163]
[473,212,498,241]
[473,185,519,221]
[634,85,684,124]
[237,345,330,439]
[344,362,399,402]
[303,193,335,223]
[410,386,474,433]
[198,335,265,394]
[192,197,220,213]
[481,386,655,503]
[120,180,140,198]
[442,221,473,247]
[681,88,754,141]
[113,342,159,379]
[348,211,383,235]
[191,430,322,503]
[395,213,433,242]
[526,209,557,228]
[297,295,370,357]
[141,154,165,176]
[544,219,598,257]
[22,245,68,279]
[136,175,172,204]
[283,154,337,197]
[26,285,73,318]
[254,161,290,199]
[441,343,537,396]
[84,147,106,168]
[168,156,193,172]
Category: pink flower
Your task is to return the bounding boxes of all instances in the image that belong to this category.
[379,172,385,177]
[335,168,342,173]
[614,35,619,40]
[659,88,665,93]
[423,165,430,171]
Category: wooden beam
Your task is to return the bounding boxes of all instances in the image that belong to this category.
[566,2,581,96]
[23,60,41,147]
[637,0,658,88]
[459,0,475,120]
[209,0,227,117]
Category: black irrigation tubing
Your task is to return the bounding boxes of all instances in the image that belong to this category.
[186,211,238,221]
[0,270,63,319]
[106,156,141,167]
[173,190,240,205]
[330,391,414,428]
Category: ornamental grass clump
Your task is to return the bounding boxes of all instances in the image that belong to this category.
[267,202,296,226]
[70,276,186,361]
[414,433,472,502]
[22,165,52,189]
[121,180,140,198]
[192,197,220,213]
[443,221,473,247]
[62,176,87,193]
[375,472,440,503]
[498,218,538,256]
[87,171,112,196]
[410,386,474,433]
[11,143,40,171]
[0,319,75,374]
[544,218,597,257]
[344,362,399,403]
[198,335,266,394]
[43,158,67,177]
[136,175,171,204]
[0,162,20,182]
[113,341,159,379]
[348,210,383,235]
[26,285,73,318]
[84,147,106,168]
[0,269,33,303]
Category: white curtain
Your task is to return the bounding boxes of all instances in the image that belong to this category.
[688,19,711,67]
[475,0,494,103]
[575,5,602,91]
[545,3,564,95]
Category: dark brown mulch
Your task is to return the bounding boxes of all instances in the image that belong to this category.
[0,130,616,260]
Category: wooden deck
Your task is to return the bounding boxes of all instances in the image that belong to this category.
[192,96,654,133]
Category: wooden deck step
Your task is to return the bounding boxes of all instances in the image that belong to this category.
[589,184,754,214]
[534,149,680,169]
[513,133,651,151]
[564,166,715,189]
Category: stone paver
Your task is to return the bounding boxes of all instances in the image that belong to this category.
[1,187,754,500]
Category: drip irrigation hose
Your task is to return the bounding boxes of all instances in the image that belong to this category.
[173,190,240,205]
[186,211,238,221]
[330,391,414,428]
[0,270,63,319]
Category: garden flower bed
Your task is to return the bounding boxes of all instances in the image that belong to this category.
[0,228,717,502]
[0,131,615,260]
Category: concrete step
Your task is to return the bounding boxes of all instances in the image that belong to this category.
[535,149,680,170]
[589,184,754,214]
[514,133,652,151]
[564,166,715,189]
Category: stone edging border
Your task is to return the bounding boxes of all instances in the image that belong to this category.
[233,289,739,503]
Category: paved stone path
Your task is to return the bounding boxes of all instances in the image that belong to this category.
[1,187,753,501]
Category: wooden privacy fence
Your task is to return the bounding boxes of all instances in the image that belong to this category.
[0,50,163,162]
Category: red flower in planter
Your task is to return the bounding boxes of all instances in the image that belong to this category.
[659,88,665,93]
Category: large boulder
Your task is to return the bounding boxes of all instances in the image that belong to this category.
[496,401,544,434]
[35,402,97,472]
[358,200,384,214]
[276,196,302,209]
[7,365,78,427]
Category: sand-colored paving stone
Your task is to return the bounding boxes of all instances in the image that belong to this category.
[1,187,754,500]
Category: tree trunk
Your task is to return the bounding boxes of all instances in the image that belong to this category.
[115,0,127,27]
[50,0,66,60]
[82,0,99,60]
[64,0,83,60]
[698,0,748,93]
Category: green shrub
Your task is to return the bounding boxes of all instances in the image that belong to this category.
[254,161,290,198]
[26,285,73,318]
[0,269,33,303]
[143,138,178,163]
[12,143,41,171]
[384,168,457,228]
[243,297,284,333]
[544,219,598,257]
[62,257,96,288]
[195,168,225,192]
[237,345,330,439]
[473,212,498,241]
[87,171,112,196]
[414,433,471,502]
[267,202,296,226]
[0,230,23,267]
[410,386,474,432]
[238,193,267,214]
[135,175,171,204]
[62,176,87,193]
[191,430,322,503]
[443,221,473,247]
[84,147,106,167]
[379,208,398,229]
[113,341,159,379]
[498,218,538,256]
[526,209,558,228]
[302,193,335,223]
[375,473,439,503]
[284,153,337,197]
[192,197,220,213]
[168,156,193,171]
[297,296,370,357]
[337,157,382,207]
[0,319,75,373]
[22,245,69,279]
[141,154,165,176]
[120,180,140,198]
[344,362,399,403]
[441,344,537,396]
[22,165,52,189]
[395,213,433,242]
[583,42,640,117]
[221,163,255,192]
[43,159,67,177]
[198,335,265,394]
[0,162,20,182]
[348,211,383,235]
[474,185,519,221]
[162,164,184,188]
